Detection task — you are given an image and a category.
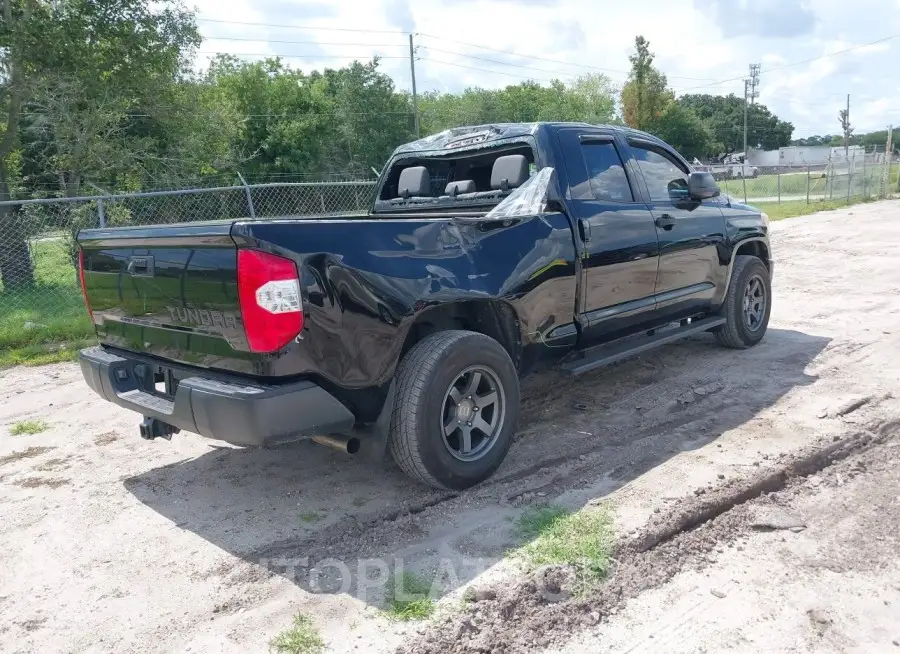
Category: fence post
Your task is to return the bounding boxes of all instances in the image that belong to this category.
[742,173,747,204]
[863,147,868,198]
[237,172,256,219]
[806,166,810,204]
[847,152,853,202]
[97,198,106,228]
[829,159,834,200]
[777,168,781,204]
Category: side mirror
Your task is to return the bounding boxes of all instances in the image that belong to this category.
[688,171,720,200]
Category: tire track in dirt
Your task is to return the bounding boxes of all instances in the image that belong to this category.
[398,415,900,654]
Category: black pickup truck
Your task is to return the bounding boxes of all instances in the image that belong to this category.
[77,122,772,490]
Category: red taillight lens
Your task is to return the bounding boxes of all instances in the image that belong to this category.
[237,249,303,353]
[78,249,93,321]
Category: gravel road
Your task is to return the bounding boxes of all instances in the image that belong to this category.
[2,199,899,653]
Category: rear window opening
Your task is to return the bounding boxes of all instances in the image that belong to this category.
[375,144,536,213]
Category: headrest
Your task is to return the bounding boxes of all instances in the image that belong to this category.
[397,166,430,198]
[490,155,529,191]
[445,180,476,197]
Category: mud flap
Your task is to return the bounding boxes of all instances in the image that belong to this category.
[355,380,396,464]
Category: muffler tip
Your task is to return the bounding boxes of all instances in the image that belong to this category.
[312,434,360,455]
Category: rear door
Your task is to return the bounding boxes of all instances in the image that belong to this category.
[625,138,728,316]
[557,128,660,343]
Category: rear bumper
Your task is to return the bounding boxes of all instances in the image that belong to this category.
[79,346,355,447]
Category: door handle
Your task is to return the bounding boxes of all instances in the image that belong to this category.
[578,218,592,242]
[655,213,676,230]
[127,255,154,277]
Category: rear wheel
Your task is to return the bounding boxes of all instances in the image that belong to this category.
[714,255,771,349]
[389,330,519,490]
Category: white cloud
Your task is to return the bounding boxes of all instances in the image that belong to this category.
[194,0,900,137]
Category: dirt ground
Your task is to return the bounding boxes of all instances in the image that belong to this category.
[2,199,900,654]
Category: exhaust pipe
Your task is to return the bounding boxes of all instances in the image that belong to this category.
[312,434,361,455]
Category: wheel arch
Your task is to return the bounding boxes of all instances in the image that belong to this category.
[398,300,523,371]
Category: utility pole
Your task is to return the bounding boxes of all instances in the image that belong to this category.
[743,78,749,158]
[748,64,761,104]
[408,34,420,138]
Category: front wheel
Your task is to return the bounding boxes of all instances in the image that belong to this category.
[714,255,771,349]
[388,330,520,490]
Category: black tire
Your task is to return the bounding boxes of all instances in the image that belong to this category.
[714,255,771,349]
[388,330,520,490]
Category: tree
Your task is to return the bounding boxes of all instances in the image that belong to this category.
[838,107,853,158]
[418,73,617,135]
[0,0,200,291]
[677,94,793,154]
[620,36,673,131]
[648,102,713,161]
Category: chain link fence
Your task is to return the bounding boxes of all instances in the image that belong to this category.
[1,152,898,353]
[717,147,898,206]
[0,180,376,351]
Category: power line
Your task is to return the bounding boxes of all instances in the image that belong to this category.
[200,35,409,48]
[419,57,559,82]
[198,51,408,60]
[196,17,408,34]
[417,33,716,81]
[420,46,579,78]
[676,32,900,93]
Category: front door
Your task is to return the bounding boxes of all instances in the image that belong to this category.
[557,128,660,343]
[626,138,728,317]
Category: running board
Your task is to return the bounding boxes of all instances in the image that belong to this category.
[560,316,726,376]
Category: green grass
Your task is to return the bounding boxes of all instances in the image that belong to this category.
[383,571,436,621]
[10,419,49,436]
[0,239,95,367]
[299,511,322,523]
[269,613,324,654]
[510,504,614,593]
[756,195,878,221]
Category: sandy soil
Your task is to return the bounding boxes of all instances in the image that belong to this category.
[549,426,900,654]
[1,199,900,653]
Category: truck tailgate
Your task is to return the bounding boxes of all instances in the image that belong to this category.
[77,221,253,369]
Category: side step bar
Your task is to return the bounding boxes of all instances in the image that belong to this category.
[559,316,726,376]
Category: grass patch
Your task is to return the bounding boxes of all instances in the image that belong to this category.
[0,239,95,366]
[0,338,92,368]
[269,613,324,654]
[755,195,878,221]
[383,571,436,621]
[0,445,54,467]
[299,511,322,523]
[510,504,614,592]
[9,419,49,436]
[351,496,368,507]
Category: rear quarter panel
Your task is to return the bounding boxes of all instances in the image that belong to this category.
[232,213,578,392]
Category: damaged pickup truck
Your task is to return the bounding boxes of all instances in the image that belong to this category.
[77,123,772,489]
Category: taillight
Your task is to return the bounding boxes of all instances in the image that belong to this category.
[78,249,93,321]
[237,249,303,353]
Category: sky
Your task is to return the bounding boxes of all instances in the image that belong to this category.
[193,0,900,139]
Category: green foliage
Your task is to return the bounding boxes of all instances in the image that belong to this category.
[677,93,794,153]
[647,102,714,161]
[0,238,95,365]
[621,36,674,131]
[10,419,49,436]
[383,571,436,621]
[269,614,324,654]
[510,504,614,592]
[419,73,617,134]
